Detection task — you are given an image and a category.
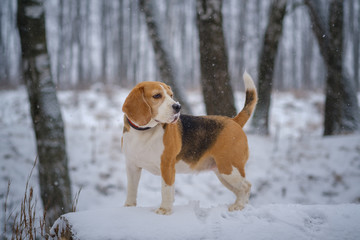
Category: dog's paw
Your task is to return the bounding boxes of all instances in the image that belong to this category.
[124,202,136,207]
[228,203,245,211]
[155,207,172,215]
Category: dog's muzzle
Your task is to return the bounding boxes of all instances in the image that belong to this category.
[172,103,181,114]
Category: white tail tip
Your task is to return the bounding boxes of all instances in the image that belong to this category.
[243,70,256,90]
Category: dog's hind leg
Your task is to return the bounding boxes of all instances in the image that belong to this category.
[214,167,251,211]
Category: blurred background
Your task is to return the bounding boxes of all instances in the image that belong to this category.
[1,0,359,90]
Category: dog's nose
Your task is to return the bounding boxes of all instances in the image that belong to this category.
[172,103,181,113]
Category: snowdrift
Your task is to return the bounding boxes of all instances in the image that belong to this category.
[51,203,360,240]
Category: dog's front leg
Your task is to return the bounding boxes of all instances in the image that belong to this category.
[124,163,142,207]
[156,156,176,215]
[156,179,175,215]
[156,124,180,215]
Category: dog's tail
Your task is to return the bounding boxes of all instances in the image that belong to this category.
[233,71,258,128]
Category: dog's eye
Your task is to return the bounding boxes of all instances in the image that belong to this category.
[153,93,162,99]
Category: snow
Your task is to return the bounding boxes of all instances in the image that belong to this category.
[51,203,360,240]
[1,86,360,239]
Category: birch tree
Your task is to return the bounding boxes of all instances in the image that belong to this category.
[17,0,72,226]
[196,0,236,117]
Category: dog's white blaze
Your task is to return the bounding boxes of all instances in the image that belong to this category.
[155,85,178,123]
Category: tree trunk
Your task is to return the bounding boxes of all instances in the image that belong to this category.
[237,0,248,88]
[101,1,109,85]
[196,0,237,117]
[251,0,287,135]
[118,0,125,85]
[56,0,64,86]
[75,0,84,87]
[302,24,314,90]
[349,0,359,90]
[17,0,72,226]
[139,0,192,114]
[305,0,360,135]
[84,0,93,85]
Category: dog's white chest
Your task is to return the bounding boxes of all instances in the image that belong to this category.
[123,125,164,175]
[123,125,194,175]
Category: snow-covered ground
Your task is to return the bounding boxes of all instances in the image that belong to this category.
[51,203,360,240]
[1,86,360,239]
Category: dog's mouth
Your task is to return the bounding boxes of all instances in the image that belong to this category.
[171,114,180,124]
[154,113,180,124]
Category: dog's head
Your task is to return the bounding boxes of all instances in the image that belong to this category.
[122,81,181,127]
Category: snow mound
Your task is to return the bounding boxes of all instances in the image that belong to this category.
[51,203,360,240]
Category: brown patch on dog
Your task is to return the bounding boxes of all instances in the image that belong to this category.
[121,116,130,151]
[122,86,152,126]
[161,123,182,186]
[123,115,130,133]
[209,119,249,177]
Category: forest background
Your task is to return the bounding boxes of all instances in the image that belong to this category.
[1,0,359,91]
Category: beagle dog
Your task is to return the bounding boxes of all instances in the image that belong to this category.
[121,72,257,215]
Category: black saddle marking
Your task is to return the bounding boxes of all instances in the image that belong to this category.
[177,114,224,163]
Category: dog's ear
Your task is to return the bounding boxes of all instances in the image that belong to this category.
[122,86,152,126]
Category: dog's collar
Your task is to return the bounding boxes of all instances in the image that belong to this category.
[126,117,152,131]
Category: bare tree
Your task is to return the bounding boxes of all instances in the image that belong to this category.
[56,0,65,85]
[348,0,359,90]
[2,0,359,91]
[17,0,72,226]
[237,0,248,83]
[251,0,287,135]
[196,0,237,117]
[305,0,360,135]
[117,0,126,85]
[0,0,14,87]
[139,0,192,114]
[75,0,84,86]
[101,1,109,85]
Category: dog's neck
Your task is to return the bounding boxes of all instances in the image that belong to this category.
[126,117,157,131]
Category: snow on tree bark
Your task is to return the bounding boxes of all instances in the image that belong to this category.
[251,0,287,135]
[139,0,192,114]
[17,0,72,226]
[196,0,237,117]
[305,0,360,135]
